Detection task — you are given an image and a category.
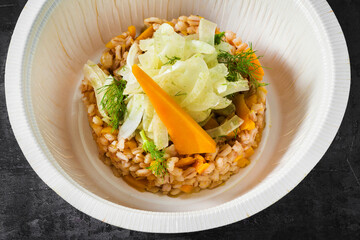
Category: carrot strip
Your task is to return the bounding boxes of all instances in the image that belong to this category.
[180,185,193,193]
[234,94,256,131]
[175,157,196,167]
[132,64,216,154]
[237,158,250,168]
[136,26,154,41]
[166,21,175,27]
[245,147,254,157]
[245,48,264,80]
[246,95,258,108]
[128,25,136,39]
[195,163,209,174]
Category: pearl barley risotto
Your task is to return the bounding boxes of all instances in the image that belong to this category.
[81,15,267,196]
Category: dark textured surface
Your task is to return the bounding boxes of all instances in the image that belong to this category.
[0,0,359,239]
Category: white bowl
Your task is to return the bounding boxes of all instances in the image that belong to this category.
[5,0,350,233]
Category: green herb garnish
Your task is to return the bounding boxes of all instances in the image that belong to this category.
[164,56,181,65]
[226,93,235,100]
[217,44,268,88]
[233,129,238,139]
[174,91,187,97]
[98,77,127,130]
[140,130,167,177]
[214,32,225,45]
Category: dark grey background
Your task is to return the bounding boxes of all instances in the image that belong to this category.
[0,0,359,239]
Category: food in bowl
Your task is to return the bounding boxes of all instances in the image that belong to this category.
[81,15,267,196]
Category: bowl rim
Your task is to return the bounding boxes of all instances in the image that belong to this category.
[5,0,350,233]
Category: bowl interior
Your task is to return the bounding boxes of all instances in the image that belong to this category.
[29,0,329,212]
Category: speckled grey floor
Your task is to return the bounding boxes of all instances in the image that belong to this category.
[0,0,359,239]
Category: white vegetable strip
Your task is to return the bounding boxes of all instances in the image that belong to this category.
[119,94,145,139]
[83,60,111,123]
[216,41,233,53]
[152,114,169,150]
[206,115,244,138]
[154,23,186,64]
[142,96,155,132]
[199,18,217,46]
[127,42,140,66]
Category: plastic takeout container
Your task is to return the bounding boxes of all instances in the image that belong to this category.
[5,0,350,233]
